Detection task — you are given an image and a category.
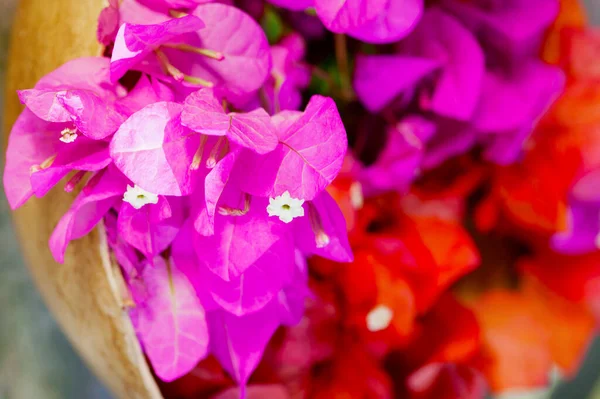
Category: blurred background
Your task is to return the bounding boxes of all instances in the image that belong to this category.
[0,1,599,399]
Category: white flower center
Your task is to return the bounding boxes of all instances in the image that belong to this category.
[123,185,159,209]
[366,305,393,332]
[60,127,78,143]
[267,191,305,223]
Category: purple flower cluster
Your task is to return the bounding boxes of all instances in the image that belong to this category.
[3,0,351,387]
[352,0,566,196]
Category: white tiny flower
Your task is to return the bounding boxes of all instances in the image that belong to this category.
[60,127,78,143]
[349,182,364,210]
[366,305,393,332]
[123,185,159,209]
[267,191,305,223]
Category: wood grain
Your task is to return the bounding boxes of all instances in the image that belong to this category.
[2,1,163,398]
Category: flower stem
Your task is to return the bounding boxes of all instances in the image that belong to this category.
[334,34,353,101]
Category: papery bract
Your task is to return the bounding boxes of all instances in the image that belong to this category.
[354,54,440,113]
[194,193,288,281]
[294,191,353,262]
[182,88,278,154]
[175,3,272,102]
[117,196,183,259]
[400,7,485,121]
[348,0,423,44]
[130,256,209,382]
[4,110,65,209]
[442,0,560,60]
[208,304,281,391]
[110,101,199,196]
[110,15,205,81]
[238,96,347,201]
[314,0,387,34]
[49,166,128,263]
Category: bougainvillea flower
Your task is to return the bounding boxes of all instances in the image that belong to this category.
[17,57,125,139]
[182,88,278,154]
[110,15,205,81]
[262,33,311,114]
[110,101,196,196]
[474,61,565,164]
[48,165,129,263]
[117,196,184,259]
[347,0,423,44]
[400,7,485,121]
[208,272,310,390]
[172,214,295,313]
[193,193,292,281]
[354,54,441,113]
[97,0,120,45]
[294,190,353,262]
[359,117,434,194]
[314,0,422,44]
[162,3,272,103]
[442,0,560,60]
[237,95,346,201]
[129,255,210,382]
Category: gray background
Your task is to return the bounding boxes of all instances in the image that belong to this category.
[0,1,599,399]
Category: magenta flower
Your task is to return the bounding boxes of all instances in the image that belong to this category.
[399,7,485,121]
[49,165,129,263]
[110,15,205,82]
[359,117,434,195]
[181,88,278,154]
[267,0,314,11]
[474,61,565,164]
[111,3,272,104]
[117,195,184,259]
[237,95,347,201]
[354,54,441,113]
[129,255,209,382]
[441,0,560,60]
[4,58,123,209]
[314,0,423,44]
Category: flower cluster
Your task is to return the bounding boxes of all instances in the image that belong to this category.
[4,0,352,389]
[4,0,600,398]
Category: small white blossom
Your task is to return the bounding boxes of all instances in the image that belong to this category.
[123,185,159,209]
[60,127,78,143]
[366,305,393,332]
[267,191,305,223]
[349,182,364,210]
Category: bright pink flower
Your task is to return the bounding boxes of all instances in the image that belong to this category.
[182,88,278,154]
[110,15,205,81]
[129,256,209,382]
[48,166,129,263]
[399,7,485,121]
[237,96,347,202]
[354,54,441,113]
[314,0,423,44]
[474,61,565,164]
[117,196,184,259]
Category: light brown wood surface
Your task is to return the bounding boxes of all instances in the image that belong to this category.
[2,1,163,398]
